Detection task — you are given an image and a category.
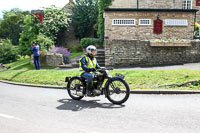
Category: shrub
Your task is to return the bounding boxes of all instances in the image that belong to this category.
[36,33,54,51]
[80,38,101,48]
[0,39,19,64]
[48,46,71,64]
[68,44,82,52]
[41,6,70,42]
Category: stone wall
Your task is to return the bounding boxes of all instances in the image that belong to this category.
[109,0,200,22]
[105,39,200,67]
[104,10,195,40]
[109,0,193,9]
[31,53,64,67]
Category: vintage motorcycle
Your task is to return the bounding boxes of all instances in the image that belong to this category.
[65,67,130,104]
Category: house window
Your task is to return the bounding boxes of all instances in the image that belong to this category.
[165,19,188,26]
[182,0,192,9]
[139,19,151,25]
[112,19,136,25]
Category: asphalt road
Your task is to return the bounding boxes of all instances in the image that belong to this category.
[0,82,200,133]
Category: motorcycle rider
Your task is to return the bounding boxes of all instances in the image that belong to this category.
[79,45,101,96]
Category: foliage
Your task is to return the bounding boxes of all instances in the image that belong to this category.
[18,15,41,56]
[71,52,84,59]
[49,46,71,56]
[68,44,82,52]
[80,37,101,48]
[0,39,19,63]
[41,6,70,43]
[48,45,71,64]
[194,21,200,38]
[97,0,113,44]
[151,36,190,43]
[0,8,30,45]
[71,0,98,39]
[36,33,54,51]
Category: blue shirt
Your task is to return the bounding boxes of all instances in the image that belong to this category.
[31,45,40,56]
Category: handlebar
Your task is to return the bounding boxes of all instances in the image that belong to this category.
[96,67,113,72]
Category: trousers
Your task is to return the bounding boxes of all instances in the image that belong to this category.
[81,72,94,83]
[34,56,40,70]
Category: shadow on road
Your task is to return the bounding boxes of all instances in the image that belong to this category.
[56,99,125,111]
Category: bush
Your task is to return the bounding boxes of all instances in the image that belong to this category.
[48,46,71,64]
[68,44,82,52]
[36,33,54,51]
[80,38,101,48]
[0,39,19,64]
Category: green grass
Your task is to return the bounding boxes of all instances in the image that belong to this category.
[5,56,58,70]
[4,52,83,70]
[71,52,84,59]
[0,69,200,90]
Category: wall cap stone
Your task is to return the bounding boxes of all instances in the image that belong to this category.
[105,8,198,12]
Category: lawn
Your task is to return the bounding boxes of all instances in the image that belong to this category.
[4,56,58,70]
[71,52,84,59]
[3,51,84,70]
[0,69,200,90]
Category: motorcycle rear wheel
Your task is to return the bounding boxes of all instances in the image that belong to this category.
[67,77,84,100]
[106,78,130,104]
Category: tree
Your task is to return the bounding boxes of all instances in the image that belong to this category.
[0,39,19,63]
[71,0,98,39]
[41,6,70,43]
[18,15,41,56]
[0,8,30,45]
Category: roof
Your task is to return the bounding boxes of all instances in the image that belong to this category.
[105,8,198,12]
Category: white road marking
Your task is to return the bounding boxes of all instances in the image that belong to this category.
[0,113,23,120]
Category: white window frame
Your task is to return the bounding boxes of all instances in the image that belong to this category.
[139,19,151,25]
[112,19,136,26]
[165,19,188,26]
[182,0,192,9]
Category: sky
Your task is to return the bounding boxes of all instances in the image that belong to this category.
[0,0,69,19]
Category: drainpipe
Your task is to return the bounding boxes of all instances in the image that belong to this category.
[137,0,139,9]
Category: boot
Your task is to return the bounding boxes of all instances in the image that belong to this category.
[86,82,93,96]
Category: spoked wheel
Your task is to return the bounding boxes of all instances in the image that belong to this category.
[106,78,130,104]
[67,77,84,100]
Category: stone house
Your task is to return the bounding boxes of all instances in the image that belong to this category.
[104,0,200,67]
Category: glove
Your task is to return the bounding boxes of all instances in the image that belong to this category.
[91,68,96,72]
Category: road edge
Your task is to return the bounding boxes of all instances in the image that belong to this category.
[1,79,200,94]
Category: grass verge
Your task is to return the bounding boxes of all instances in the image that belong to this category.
[71,52,84,59]
[0,69,200,90]
[4,56,58,70]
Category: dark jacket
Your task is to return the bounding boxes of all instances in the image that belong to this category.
[80,54,100,72]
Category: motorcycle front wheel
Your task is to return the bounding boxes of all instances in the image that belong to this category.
[106,78,130,104]
[67,77,84,100]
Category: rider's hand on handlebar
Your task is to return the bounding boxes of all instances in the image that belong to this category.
[91,68,96,72]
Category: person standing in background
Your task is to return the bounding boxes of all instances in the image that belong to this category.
[31,41,40,70]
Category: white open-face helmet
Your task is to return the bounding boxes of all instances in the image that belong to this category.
[86,45,97,56]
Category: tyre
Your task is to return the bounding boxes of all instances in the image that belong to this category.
[67,77,84,100]
[106,78,130,104]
